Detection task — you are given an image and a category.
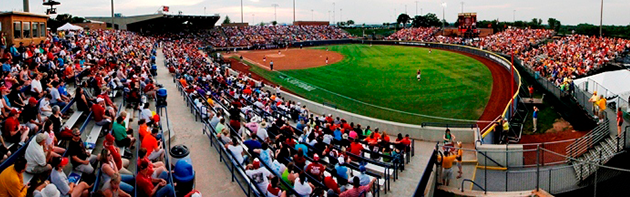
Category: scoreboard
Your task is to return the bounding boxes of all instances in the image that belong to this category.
[458,12,477,34]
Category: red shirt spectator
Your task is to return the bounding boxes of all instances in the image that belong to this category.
[324,176,341,194]
[141,133,159,155]
[92,103,106,122]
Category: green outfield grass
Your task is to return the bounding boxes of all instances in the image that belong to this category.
[244,44,493,125]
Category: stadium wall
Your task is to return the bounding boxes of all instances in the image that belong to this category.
[227,41,521,145]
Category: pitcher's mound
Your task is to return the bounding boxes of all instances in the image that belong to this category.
[233,48,344,70]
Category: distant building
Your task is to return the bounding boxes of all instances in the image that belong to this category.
[293,21,330,26]
[74,20,107,30]
[85,13,220,33]
[0,11,49,46]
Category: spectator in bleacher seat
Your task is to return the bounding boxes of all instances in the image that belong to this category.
[49,81,69,109]
[141,126,164,162]
[3,109,30,146]
[243,136,262,154]
[292,148,307,170]
[42,119,65,158]
[350,165,371,187]
[214,118,226,135]
[266,176,287,197]
[68,129,98,174]
[98,148,135,194]
[93,98,113,130]
[335,157,350,186]
[113,116,135,151]
[104,134,131,175]
[254,142,273,168]
[338,176,377,197]
[50,156,92,197]
[24,97,44,132]
[140,102,154,126]
[246,158,273,194]
[74,87,90,112]
[216,127,231,144]
[25,133,52,174]
[39,94,54,117]
[209,110,221,129]
[138,119,150,140]
[305,154,325,182]
[224,136,247,166]
[49,106,66,139]
[324,174,343,196]
[280,163,299,189]
[274,140,292,165]
[101,173,132,197]
[136,159,175,197]
[30,73,45,99]
[8,85,27,109]
[348,138,364,162]
[0,157,28,196]
[293,172,314,196]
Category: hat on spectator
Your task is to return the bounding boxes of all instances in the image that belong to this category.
[313,154,320,161]
[29,97,38,105]
[60,157,69,167]
[253,158,261,169]
[10,109,20,116]
[96,98,105,103]
[342,133,348,140]
[41,184,61,197]
[36,133,48,143]
[338,157,345,165]
[105,134,115,144]
[359,165,366,172]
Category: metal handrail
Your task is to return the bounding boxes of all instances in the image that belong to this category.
[476,151,505,168]
[566,119,610,159]
[461,179,486,194]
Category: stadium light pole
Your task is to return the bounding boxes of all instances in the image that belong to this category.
[415,1,418,16]
[111,0,114,29]
[271,4,279,23]
[241,0,244,23]
[461,2,464,13]
[599,0,604,38]
[405,5,407,14]
[340,9,343,22]
[293,0,296,24]
[333,3,335,25]
[441,2,446,35]
[311,9,314,21]
[513,10,516,22]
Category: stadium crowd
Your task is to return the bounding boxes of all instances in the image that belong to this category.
[385,27,439,41]
[0,28,180,197]
[519,34,630,84]
[210,25,352,47]
[164,35,412,196]
[472,28,555,55]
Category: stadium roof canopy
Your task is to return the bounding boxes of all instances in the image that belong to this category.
[85,13,220,33]
[574,70,630,102]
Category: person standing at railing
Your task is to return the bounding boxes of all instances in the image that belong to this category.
[533,106,539,133]
[589,91,600,118]
[597,95,607,124]
[618,107,624,138]
[437,150,458,186]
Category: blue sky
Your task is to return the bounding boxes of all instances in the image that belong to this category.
[4,0,630,25]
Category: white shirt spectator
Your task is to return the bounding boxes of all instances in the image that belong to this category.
[50,87,61,104]
[227,144,244,164]
[293,178,313,196]
[31,79,43,93]
[25,138,47,173]
[141,108,153,122]
[246,167,271,194]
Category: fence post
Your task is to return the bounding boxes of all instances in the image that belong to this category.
[536,144,540,191]
[484,151,487,195]
[541,142,545,166]
[548,168,552,192]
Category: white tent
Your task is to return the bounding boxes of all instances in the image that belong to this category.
[57,23,83,31]
[574,70,630,111]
